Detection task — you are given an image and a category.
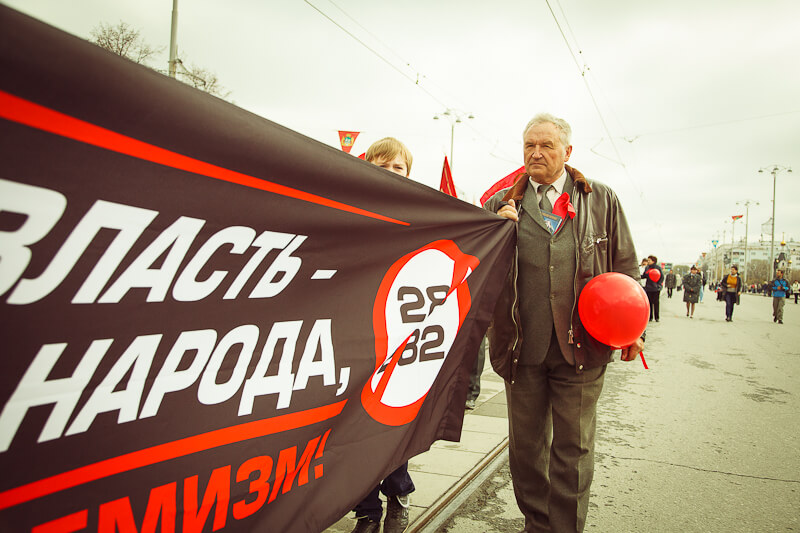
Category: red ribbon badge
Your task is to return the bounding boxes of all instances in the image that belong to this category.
[553,192,576,220]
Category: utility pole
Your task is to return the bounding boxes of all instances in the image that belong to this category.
[737,200,758,284]
[168,0,179,77]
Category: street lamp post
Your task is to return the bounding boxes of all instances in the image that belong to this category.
[168,0,179,78]
[736,200,758,284]
[759,165,792,278]
[433,109,474,171]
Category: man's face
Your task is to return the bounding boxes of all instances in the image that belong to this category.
[523,122,572,184]
[777,270,784,278]
[370,154,408,177]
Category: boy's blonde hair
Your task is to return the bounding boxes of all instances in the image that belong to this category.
[365,137,413,175]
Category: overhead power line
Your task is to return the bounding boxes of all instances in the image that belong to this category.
[305,0,523,169]
[303,0,448,108]
[622,109,800,142]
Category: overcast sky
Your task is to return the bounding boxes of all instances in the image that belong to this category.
[5,0,799,264]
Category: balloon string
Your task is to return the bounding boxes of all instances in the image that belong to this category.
[639,351,649,369]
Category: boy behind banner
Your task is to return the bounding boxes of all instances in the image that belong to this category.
[349,137,415,533]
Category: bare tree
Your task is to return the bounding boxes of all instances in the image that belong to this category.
[175,59,232,100]
[89,21,231,101]
[90,21,162,65]
[748,259,769,284]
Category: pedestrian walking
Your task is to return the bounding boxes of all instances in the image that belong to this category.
[792,280,799,304]
[641,255,663,321]
[665,269,676,298]
[721,266,743,322]
[682,265,702,318]
[485,112,642,533]
[771,270,790,324]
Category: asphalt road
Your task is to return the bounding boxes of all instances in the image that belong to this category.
[439,291,800,533]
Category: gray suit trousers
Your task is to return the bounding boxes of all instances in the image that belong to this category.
[506,331,606,533]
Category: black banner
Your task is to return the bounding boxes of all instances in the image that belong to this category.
[0,7,514,532]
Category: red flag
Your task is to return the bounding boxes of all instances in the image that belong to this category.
[731,215,743,221]
[337,130,359,153]
[357,152,366,160]
[440,156,457,198]
[480,165,525,206]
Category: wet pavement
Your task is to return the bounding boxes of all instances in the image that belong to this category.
[328,292,800,532]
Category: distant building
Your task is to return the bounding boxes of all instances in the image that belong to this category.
[702,237,798,283]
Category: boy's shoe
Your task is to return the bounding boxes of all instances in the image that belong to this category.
[385,494,410,533]
[350,517,380,533]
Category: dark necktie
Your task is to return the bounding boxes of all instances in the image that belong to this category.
[538,184,553,213]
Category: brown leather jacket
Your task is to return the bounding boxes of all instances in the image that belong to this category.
[483,165,641,381]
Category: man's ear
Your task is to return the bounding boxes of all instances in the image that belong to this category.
[564,145,573,161]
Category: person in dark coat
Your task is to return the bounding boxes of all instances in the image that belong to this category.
[641,255,663,322]
[665,269,677,298]
[682,265,702,317]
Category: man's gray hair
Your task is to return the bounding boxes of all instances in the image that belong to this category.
[522,113,572,147]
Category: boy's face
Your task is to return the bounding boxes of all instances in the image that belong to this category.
[370,154,409,177]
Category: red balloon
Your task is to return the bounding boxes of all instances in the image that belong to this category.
[578,272,649,349]
[647,268,661,282]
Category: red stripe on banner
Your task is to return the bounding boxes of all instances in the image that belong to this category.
[0,400,346,510]
[0,91,409,226]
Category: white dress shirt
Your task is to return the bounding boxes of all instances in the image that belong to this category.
[531,168,567,208]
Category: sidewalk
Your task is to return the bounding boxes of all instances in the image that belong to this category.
[325,355,509,532]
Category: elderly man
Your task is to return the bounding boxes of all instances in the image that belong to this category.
[484,113,643,533]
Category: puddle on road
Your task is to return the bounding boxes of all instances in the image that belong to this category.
[687,356,715,370]
[742,385,790,404]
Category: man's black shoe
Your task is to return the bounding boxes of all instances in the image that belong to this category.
[385,494,410,533]
[350,517,380,533]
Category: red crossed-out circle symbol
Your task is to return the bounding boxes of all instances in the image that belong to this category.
[362,240,478,426]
